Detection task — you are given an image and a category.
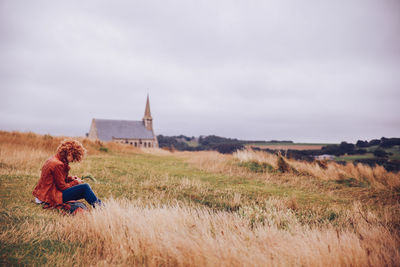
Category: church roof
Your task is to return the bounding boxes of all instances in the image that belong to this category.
[94,119,154,141]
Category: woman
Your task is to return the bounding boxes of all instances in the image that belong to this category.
[33,139,102,210]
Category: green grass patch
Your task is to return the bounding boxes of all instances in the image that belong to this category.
[247,142,335,146]
[335,153,375,162]
[0,240,78,266]
[185,140,199,147]
[238,161,275,173]
[335,177,370,188]
[99,147,109,152]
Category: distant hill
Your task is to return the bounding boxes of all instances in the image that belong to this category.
[251,137,400,172]
[157,135,400,172]
[156,134,292,154]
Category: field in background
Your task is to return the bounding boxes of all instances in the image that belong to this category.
[1,131,400,266]
[246,143,328,150]
[334,146,400,163]
[248,143,400,170]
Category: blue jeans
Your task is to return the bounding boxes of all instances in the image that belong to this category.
[62,183,101,207]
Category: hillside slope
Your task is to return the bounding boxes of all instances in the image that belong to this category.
[1,131,399,266]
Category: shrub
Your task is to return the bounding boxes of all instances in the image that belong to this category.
[356,140,369,147]
[239,161,275,173]
[373,149,388,158]
[214,143,244,154]
[99,147,109,153]
[368,139,381,146]
[315,160,328,169]
[277,156,291,173]
[339,142,355,152]
[380,138,400,148]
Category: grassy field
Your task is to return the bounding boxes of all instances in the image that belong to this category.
[335,153,376,162]
[368,145,400,160]
[248,142,334,146]
[335,146,400,162]
[246,143,334,150]
[1,131,400,266]
[248,143,400,163]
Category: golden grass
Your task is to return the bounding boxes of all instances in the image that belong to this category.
[1,131,400,266]
[60,200,399,266]
[181,151,237,173]
[2,199,398,266]
[233,149,400,190]
[0,130,143,175]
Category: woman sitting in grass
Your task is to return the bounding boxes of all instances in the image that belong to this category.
[33,139,102,211]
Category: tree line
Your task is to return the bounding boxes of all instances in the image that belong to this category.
[157,135,292,154]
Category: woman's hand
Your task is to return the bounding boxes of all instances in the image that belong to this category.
[72,176,83,184]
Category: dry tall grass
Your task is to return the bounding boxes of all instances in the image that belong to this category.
[3,199,398,266]
[0,130,141,175]
[233,149,400,190]
[181,151,236,173]
[180,148,400,191]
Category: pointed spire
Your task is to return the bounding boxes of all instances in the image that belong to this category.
[144,93,152,119]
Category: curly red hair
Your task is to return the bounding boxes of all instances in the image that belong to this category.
[56,139,86,163]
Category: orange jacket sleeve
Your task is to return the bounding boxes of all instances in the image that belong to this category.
[65,176,75,183]
[53,164,79,191]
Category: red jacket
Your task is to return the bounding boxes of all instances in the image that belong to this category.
[33,155,79,207]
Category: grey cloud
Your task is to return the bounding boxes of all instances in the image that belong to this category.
[1,0,399,142]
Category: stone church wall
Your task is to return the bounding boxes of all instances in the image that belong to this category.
[112,138,156,148]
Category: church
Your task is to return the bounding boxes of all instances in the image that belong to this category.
[88,95,158,148]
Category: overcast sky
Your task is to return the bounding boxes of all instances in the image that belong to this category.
[1,0,399,143]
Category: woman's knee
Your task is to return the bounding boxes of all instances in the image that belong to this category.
[75,183,91,193]
[81,183,94,194]
[81,183,91,190]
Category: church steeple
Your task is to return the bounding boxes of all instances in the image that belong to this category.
[143,94,153,131]
[144,94,152,118]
